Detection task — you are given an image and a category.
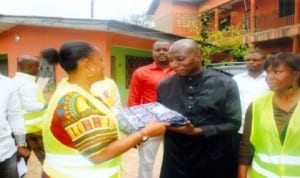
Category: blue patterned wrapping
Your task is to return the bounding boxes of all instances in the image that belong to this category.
[116,102,187,135]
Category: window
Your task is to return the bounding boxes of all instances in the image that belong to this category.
[0,54,8,76]
[279,0,294,17]
[125,55,152,88]
[38,58,56,100]
[219,16,230,30]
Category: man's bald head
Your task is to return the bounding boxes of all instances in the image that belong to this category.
[169,39,200,54]
[18,55,39,63]
[17,55,40,75]
[168,39,203,76]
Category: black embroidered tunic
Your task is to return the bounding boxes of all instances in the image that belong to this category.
[157,69,241,178]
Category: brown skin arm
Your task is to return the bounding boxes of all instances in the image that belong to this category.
[167,120,204,136]
[238,164,249,178]
[88,121,170,164]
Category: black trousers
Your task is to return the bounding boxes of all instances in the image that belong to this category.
[230,133,242,178]
[0,152,19,178]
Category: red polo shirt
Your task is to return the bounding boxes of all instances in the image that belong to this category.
[127,62,174,106]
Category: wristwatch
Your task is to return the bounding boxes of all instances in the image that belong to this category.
[139,130,149,142]
[17,142,28,148]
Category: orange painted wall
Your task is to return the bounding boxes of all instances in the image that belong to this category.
[198,0,232,13]
[154,0,173,19]
[254,0,278,15]
[153,0,200,37]
[171,3,200,37]
[255,38,293,54]
[229,0,277,26]
[0,25,154,81]
[230,1,245,26]
[153,0,174,32]
[106,32,153,49]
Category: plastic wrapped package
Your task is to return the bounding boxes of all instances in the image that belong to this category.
[117,102,187,135]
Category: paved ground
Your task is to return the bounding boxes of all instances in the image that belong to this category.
[25,143,163,178]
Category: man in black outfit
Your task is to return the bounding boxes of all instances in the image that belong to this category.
[157,39,241,178]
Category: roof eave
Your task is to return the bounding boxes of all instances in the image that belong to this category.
[0,14,184,41]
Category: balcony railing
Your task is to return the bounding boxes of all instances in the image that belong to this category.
[255,9,294,32]
[172,8,295,37]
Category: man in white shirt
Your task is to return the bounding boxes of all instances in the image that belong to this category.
[0,74,30,178]
[232,49,270,177]
[13,55,47,164]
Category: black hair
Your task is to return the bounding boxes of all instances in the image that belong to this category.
[264,52,300,86]
[247,49,266,59]
[40,40,94,73]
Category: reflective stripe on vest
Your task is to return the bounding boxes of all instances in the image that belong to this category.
[22,79,46,133]
[252,161,300,178]
[43,79,121,178]
[24,109,46,133]
[44,153,120,178]
[250,92,300,177]
[257,153,300,165]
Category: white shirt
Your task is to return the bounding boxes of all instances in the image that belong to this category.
[13,72,45,112]
[0,74,26,162]
[233,72,270,133]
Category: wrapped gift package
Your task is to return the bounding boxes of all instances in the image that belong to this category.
[117,102,187,135]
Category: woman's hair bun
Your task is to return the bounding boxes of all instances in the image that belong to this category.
[40,48,60,65]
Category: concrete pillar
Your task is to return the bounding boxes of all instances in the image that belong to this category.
[214,8,219,30]
[250,0,256,33]
[293,0,300,53]
[292,36,300,53]
[295,0,300,24]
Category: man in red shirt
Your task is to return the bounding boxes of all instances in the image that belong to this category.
[127,41,174,178]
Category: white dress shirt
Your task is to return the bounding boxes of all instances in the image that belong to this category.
[13,72,45,112]
[233,72,270,133]
[0,74,26,162]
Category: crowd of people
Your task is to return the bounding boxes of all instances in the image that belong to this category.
[0,38,299,178]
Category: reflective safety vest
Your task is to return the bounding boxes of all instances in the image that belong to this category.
[250,92,300,178]
[21,77,47,133]
[43,79,121,178]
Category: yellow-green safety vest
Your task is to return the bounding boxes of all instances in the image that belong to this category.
[43,79,121,178]
[23,81,47,133]
[250,92,300,178]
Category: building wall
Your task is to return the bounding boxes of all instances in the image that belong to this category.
[201,0,298,53]
[153,0,174,32]
[255,38,293,54]
[0,25,107,78]
[153,0,200,37]
[254,0,278,15]
[0,25,156,104]
[171,2,200,37]
[154,0,174,19]
[150,0,299,54]
[230,1,245,27]
[198,0,232,13]
[209,0,278,29]
[111,46,152,104]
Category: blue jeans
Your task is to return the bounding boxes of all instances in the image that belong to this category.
[0,152,19,178]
